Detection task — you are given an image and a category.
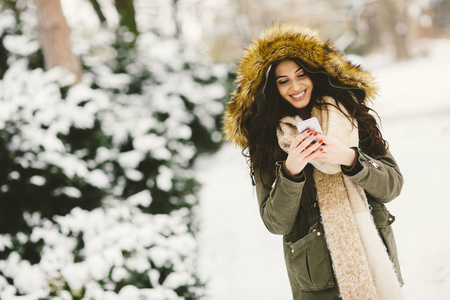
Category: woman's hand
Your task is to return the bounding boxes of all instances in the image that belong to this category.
[313,133,356,167]
[285,130,324,175]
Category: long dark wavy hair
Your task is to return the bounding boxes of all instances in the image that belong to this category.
[245,58,388,187]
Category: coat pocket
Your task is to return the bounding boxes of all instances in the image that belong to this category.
[371,204,395,228]
[371,204,404,285]
[284,227,335,292]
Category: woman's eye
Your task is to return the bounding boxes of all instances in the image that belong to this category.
[297,73,306,78]
[278,80,288,85]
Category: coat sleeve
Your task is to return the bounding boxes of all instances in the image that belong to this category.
[254,162,305,235]
[342,148,404,203]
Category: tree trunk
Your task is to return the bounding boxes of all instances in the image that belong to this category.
[34,0,82,84]
[365,4,382,51]
[381,0,410,60]
[172,0,181,38]
[114,0,138,38]
[88,0,107,24]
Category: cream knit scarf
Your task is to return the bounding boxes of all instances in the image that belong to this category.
[277,97,403,300]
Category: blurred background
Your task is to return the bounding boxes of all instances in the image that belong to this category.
[0,0,449,299]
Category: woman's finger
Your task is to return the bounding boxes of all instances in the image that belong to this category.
[299,132,319,150]
[311,132,327,145]
[303,138,324,157]
[308,147,324,160]
[290,130,313,150]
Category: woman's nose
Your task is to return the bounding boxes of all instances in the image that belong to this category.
[292,80,301,92]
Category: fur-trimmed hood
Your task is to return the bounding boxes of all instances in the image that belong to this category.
[223,23,378,149]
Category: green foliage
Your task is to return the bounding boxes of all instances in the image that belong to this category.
[0,1,232,298]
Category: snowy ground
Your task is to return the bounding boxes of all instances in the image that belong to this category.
[195,39,450,300]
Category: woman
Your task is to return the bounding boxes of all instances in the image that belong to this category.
[223,23,404,300]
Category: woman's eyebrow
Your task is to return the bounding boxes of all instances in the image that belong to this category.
[276,68,303,80]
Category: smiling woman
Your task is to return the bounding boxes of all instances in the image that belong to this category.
[275,60,314,115]
[223,23,405,300]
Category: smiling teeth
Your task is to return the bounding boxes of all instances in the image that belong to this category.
[291,90,305,99]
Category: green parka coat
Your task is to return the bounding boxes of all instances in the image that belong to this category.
[255,147,403,299]
[223,23,404,299]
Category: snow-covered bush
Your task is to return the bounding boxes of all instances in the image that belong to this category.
[0,1,229,299]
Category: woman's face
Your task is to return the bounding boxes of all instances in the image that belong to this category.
[275,60,314,111]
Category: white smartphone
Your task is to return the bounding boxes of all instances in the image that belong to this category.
[296,117,323,142]
[296,117,323,134]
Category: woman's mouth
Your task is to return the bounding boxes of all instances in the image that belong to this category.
[290,90,306,100]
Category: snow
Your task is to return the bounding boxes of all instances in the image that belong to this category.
[127,190,153,207]
[0,9,15,36]
[86,169,110,189]
[156,166,175,192]
[0,197,200,297]
[29,175,46,186]
[1,1,229,298]
[196,39,450,300]
[0,236,12,252]
[3,35,40,56]
[163,271,195,289]
[117,150,145,169]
